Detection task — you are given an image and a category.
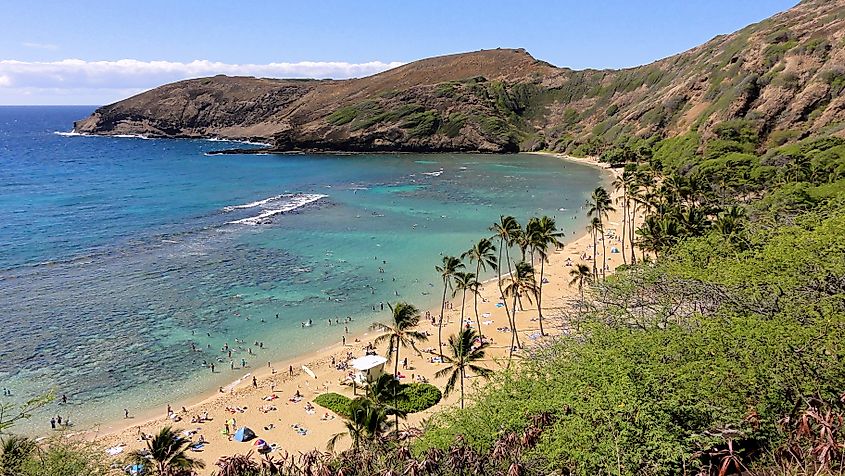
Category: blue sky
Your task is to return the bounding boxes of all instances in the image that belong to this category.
[0,0,798,105]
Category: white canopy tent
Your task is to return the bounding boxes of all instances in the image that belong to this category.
[349,355,388,385]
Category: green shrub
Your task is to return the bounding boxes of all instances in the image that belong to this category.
[400,110,440,138]
[395,383,442,413]
[313,393,351,417]
[314,383,441,417]
[326,106,358,126]
[440,113,468,138]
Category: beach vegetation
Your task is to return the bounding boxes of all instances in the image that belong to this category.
[434,328,493,409]
[435,255,464,357]
[314,383,442,419]
[461,238,498,338]
[129,425,205,475]
[370,301,427,376]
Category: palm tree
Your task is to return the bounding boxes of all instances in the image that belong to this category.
[452,271,479,336]
[327,397,394,452]
[130,426,205,476]
[586,187,615,280]
[568,263,592,314]
[489,216,520,354]
[489,216,520,278]
[529,216,564,336]
[714,205,746,243]
[502,262,538,359]
[679,206,710,237]
[635,215,681,259]
[370,302,427,377]
[586,217,603,280]
[435,255,464,357]
[367,374,409,431]
[461,238,498,338]
[434,328,493,409]
[628,170,653,265]
[613,171,636,265]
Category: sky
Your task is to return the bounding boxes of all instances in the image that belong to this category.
[0,0,799,105]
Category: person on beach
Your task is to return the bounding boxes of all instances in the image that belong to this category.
[61,394,67,404]
[289,365,293,376]
[124,409,129,419]
[210,363,215,372]
[252,376,257,388]
[50,417,56,429]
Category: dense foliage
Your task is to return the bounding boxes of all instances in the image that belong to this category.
[314,383,442,418]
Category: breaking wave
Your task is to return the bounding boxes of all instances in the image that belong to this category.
[225,193,328,225]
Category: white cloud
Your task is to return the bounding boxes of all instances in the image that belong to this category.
[0,58,404,104]
[0,58,404,89]
[21,42,59,50]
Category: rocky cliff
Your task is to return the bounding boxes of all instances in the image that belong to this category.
[75,0,845,153]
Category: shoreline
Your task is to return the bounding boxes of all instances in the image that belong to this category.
[79,153,627,474]
[86,151,614,437]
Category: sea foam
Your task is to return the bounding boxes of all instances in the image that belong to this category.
[227,193,328,225]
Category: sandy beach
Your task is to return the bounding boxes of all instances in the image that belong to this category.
[84,153,630,474]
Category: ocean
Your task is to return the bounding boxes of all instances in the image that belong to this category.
[0,106,606,434]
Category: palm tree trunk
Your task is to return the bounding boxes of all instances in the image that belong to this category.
[439,283,447,357]
[630,202,637,265]
[592,231,598,280]
[621,191,628,266]
[498,238,516,366]
[394,336,400,377]
[511,293,522,349]
[600,219,607,281]
[459,288,467,333]
[579,282,585,314]
[474,261,483,338]
[538,259,545,335]
[460,367,465,409]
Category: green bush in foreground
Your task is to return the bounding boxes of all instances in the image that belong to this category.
[416,207,845,475]
[314,383,441,418]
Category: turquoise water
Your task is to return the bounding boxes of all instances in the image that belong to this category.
[0,106,607,434]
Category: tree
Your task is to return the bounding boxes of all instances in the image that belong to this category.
[502,262,539,360]
[489,216,520,357]
[461,238,498,338]
[0,392,53,436]
[452,271,480,338]
[370,302,427,377]
[528,216,564,336]
[328,397,394,452]
[586,187,616,280]
[489,215,520,278]
[435,328,493,409]
[435,255,464,357]
[586,217,603,280]
[568,263,592,314]
[367,374,409,431]
[635,215,681,259]
[130,426,205,476]
[714,205,746,244]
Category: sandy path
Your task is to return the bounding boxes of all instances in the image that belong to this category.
[86,154,632,474]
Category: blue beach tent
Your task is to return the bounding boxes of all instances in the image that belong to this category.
[233,427,256,442]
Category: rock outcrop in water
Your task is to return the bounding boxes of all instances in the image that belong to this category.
[75,0,845,153]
